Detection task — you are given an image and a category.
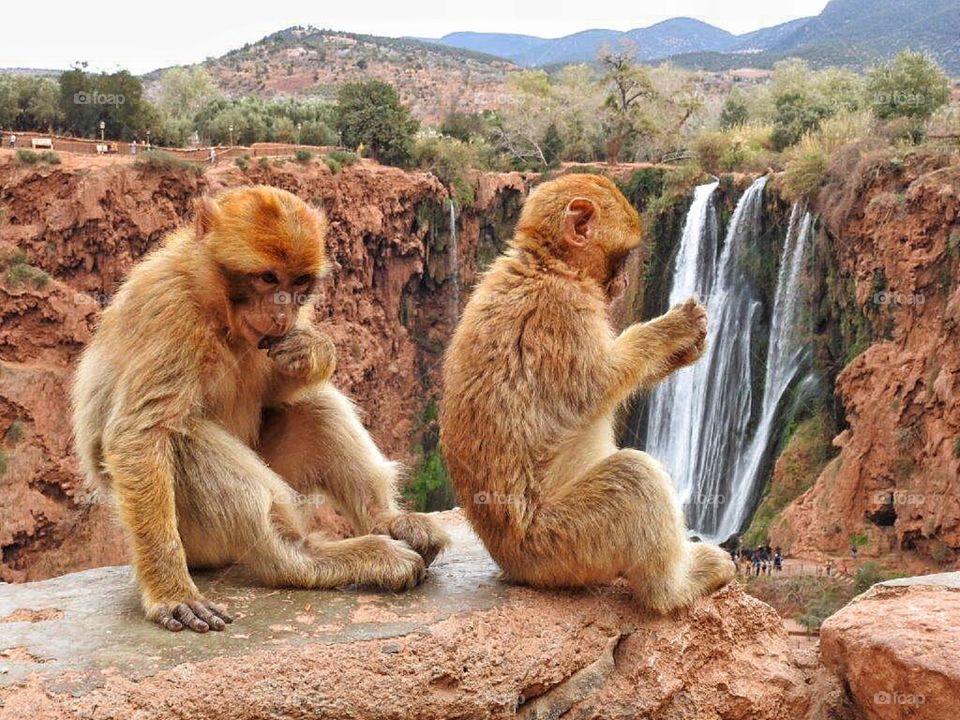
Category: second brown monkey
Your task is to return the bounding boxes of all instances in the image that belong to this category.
[440,173,735,613]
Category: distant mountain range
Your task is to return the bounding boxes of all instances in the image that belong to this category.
[431,0,960,74]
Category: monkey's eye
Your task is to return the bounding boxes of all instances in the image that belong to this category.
[293,274,312,286]
[259,271,279,285]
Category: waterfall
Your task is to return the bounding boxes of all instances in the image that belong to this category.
[638,177,815,540]
[718,205,815,539]
[448,198,461,323]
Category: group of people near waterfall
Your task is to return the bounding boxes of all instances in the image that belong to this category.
[731,545,783,576]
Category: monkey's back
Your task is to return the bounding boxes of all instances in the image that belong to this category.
[440,251,614,557]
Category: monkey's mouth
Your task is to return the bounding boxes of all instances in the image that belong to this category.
[258,334,285,350]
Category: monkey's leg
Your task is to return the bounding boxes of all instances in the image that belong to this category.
[260,385,450,565]
[175,420,426,593]
[104,432,233,633]
[520,449,735,613]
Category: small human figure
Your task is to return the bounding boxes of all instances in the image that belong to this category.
[9,133,17,149]
[130,140,138,156]
[209,146,217,164]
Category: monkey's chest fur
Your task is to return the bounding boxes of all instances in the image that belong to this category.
[210,349,272,446]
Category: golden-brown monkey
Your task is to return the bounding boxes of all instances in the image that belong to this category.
[440,174,735,613]
[72,185,448,633]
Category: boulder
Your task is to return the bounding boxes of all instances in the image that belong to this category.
[821,572,960,720]
[0,513,827,719]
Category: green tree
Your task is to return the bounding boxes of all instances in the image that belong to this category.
[157,67,221,121]
[867,50,950,121]
[719,93,749,129]
[542,122,564,167]
[771,92,830,151]
[58,65,155,140]
[334,80,418,167]
[440,111,486,141]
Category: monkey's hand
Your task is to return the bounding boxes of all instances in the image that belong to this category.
[268,327,337,384]
[662,297,708,370]
[373,512,452,567]
[146,595,233,633]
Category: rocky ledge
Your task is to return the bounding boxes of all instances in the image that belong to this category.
[0,512,835,720]
[821,572,960,720]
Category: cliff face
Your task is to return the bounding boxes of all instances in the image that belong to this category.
[771,150,960,568]
[0,153,526,582]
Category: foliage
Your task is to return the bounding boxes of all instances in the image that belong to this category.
[58,64,157,141]
[782,135,830,199]
[2,249,50,290]
[133,150,204,175]
[403,448,454,512]
[440,111,488,141]
[719,92,749,129]
[742,411,836,546]
[866,50,950,121]
[334,80,418,167]
[413,136,482,207]
[0,74,62,130]
[853,561,902,593]
[744,574,854,633]
[295,149,313,164]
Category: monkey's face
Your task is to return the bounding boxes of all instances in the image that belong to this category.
[225,268,318,348]
[194,186,329,349]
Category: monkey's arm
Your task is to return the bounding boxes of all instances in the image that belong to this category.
[266,322,337,404]
[104,428,229,632]
[600,298,707,411]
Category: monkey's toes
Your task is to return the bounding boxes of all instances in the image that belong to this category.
[378,539,427,592]
[388,513,452,567]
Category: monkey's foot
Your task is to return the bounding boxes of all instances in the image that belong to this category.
[688,543,737,596]
[147,597,233,633]
[379,513,452,566]
[359,536,428,591]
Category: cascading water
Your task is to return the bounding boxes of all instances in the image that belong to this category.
[636,177,815,540]
[448,198,461,322]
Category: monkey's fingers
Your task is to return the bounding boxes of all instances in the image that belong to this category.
[186,600,232,631]
[172,603,210,633]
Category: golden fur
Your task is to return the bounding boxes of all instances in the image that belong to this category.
[72,185,449,633]
[440,174,735,613]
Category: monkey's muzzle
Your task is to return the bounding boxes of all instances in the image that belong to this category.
[258,334,285,350]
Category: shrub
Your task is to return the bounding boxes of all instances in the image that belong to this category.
[4,421,25,443]
[294,149,313,164]
[235,155,250,171]
[0,449,7,475]
[15,149,39,164]
[413,136,478,207]
[440,111,487,141]
[782,134,830,200]
[134,150,204,176]
[692,131,730,175]
[327,149,359,167]
[323,156,342,174]
[5,260,50,289]
[258,157,270,168]
[719,93,750,129]
[39,151,60,164]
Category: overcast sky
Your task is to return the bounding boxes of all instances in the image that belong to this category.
[2,1,830,74]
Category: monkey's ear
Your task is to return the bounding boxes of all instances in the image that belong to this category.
[193,196,222,240]
[563,197,599,247]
